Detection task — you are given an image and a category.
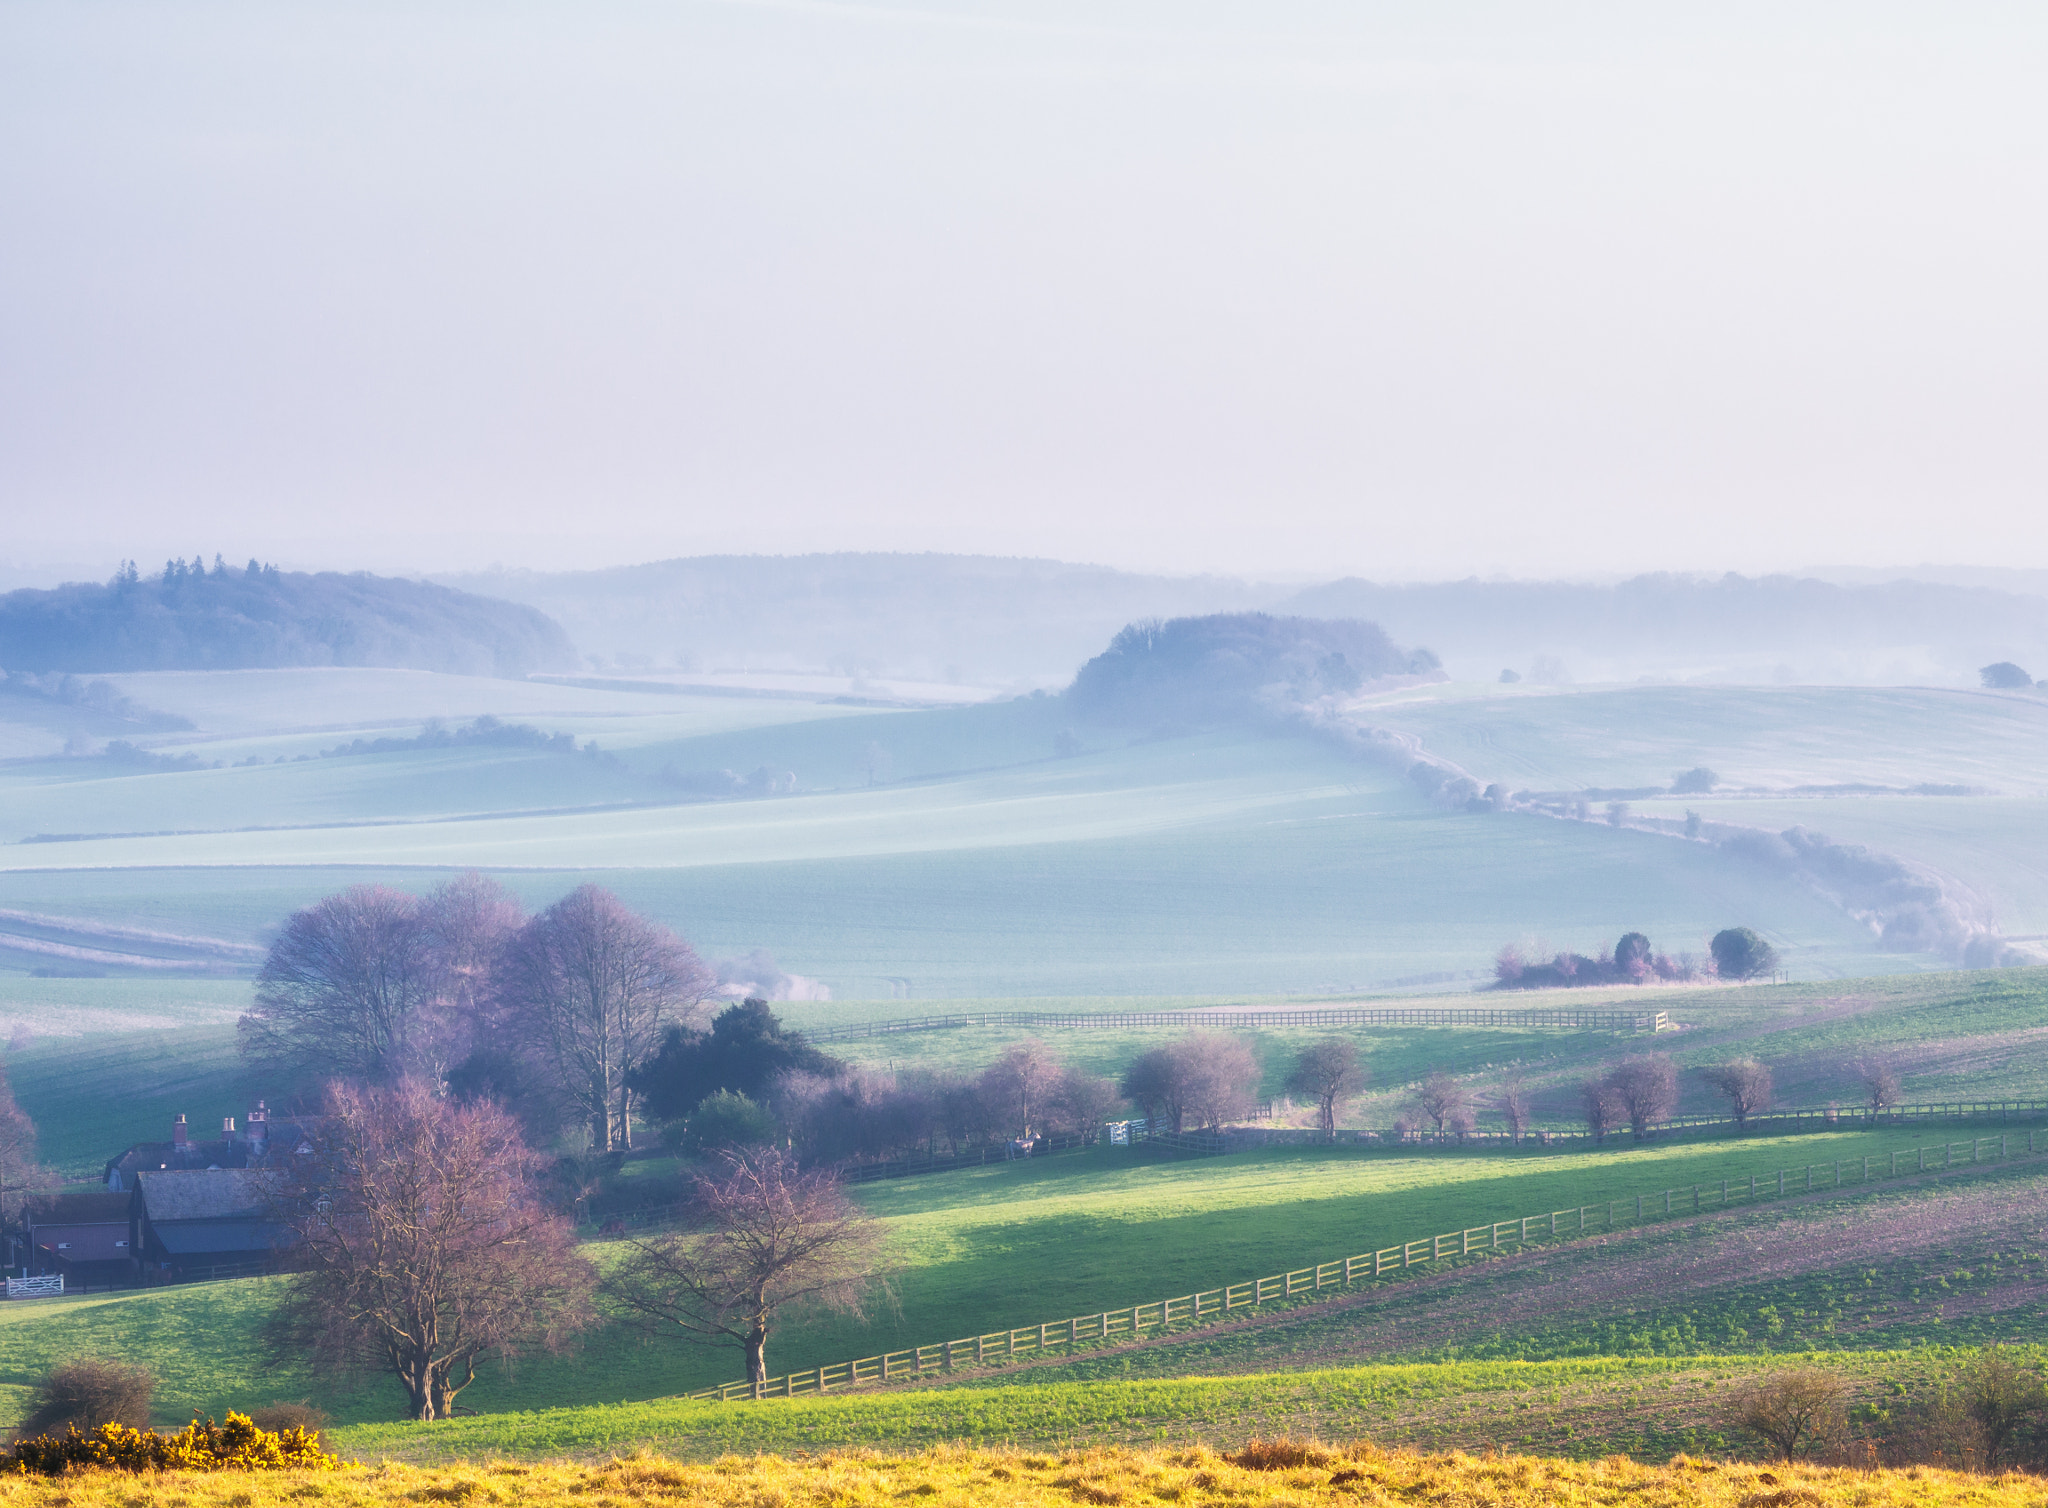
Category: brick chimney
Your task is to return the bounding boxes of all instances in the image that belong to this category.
[247,1100,269,1150]
[172,1113,188,1146]
[222,1116,236,1137]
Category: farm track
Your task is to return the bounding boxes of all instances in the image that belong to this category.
[891,1158,2048,1392]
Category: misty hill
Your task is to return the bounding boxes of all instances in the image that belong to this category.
[1282,573,2048,685]
[445,553,2048,690]
[440,554,1281,687]
[0,561,576,678]
[1069,613,1440,728]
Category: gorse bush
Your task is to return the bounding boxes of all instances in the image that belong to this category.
[4,1412,343,1475]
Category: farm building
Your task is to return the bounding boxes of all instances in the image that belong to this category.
[103,1100,314,1190]
[132,1168,294,1277]
[21,1190,134,1288]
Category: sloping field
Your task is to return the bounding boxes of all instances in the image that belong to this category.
[0,1129,1997,1423]
[1363,684,2048,794]
[0,730,1898,995]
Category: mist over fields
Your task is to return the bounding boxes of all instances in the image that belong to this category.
[443,554,2048,690]
[1,552,2046,1003]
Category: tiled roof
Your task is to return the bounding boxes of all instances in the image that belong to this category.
[137,1169,283,1222]
[30,1190,131,1224]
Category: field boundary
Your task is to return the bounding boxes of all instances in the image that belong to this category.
[798,1006,1668,1043]
[687,1129,2048,1402]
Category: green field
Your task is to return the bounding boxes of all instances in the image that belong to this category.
[0,1124,2019,1429]
[10,671,2016,996]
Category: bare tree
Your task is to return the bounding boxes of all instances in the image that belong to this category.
[1171,1032,1261,1130]
[1051,1067,1123,1139]
[1580,1076,1620,1143]
[1119,1033,1260,1133]
[420,872,524,1034]
[977,1038,1064,1138]
[1698,1057,1773,1130]
[270,1079,594,1420]
[605,1147,887,1388]
[501,885,714,1150]
[1496,1070,1534,1144]
[1730,1369,1849,1460]
[1855,1057,1903,1119]
[1285,1039,1366,1137]
[1604,1056,1679,1140]
[1411,1070,1476,1138]
[241,885,442,1082]
[0,1068,56,1257]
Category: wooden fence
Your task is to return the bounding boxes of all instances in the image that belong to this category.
[798,1007,1666,1044]
[684,1127,2047,1402]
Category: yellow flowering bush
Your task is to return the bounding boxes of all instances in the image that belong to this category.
[4,1411,344,1475]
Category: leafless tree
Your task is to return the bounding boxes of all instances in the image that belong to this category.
[1580,1076,1620,1143]
[1855,1057,1903,1119]
[1051,1066,1123,1139]
[977,1038,1064,1138]
[605,1147,888,1388]
[270,1078,595,1420]
[0,1068,56,1254]
[1119,1033,1260,1133]
[1496,1070,1535,1144]
[1698,1057,1773,1130]
[1411,1070,1476,1138]
[241,885,443,1082]
[1285,1039,1366,1137]
[420,872,524,1036]
[1604,1056,1679,1140]
[500,885,714,1150]
[1730,1369,1849,1460]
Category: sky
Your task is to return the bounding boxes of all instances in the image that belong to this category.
[4,2,2047,585]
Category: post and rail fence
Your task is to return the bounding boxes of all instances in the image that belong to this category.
[683,1127,2048,1402]
[795,1006,1667,1044]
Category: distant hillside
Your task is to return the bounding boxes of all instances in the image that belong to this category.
[442,554,2048,689]
[0,560,576,677]
[1069,612,1440,727]
[439,554,1280,687]
[1281,573,2048,685]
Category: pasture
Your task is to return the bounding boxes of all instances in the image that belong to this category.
[6,669,2002,995]
[0,1126,2013,1427]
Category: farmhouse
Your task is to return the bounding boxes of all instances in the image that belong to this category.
[103,1100,314,1190]
[132,1168,292,1276]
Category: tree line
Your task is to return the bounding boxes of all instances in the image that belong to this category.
[1494,926,1779,989]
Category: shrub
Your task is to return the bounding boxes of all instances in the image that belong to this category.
[668,1089,781,1155]
[4,1412,343,1475]
[1731,1369,1849,1460]
[1225,1437,1335,1470]
[247,1400,330,1447]
[10,1359,154,1442]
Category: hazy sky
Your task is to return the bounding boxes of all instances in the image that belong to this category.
[4,2,2046,582]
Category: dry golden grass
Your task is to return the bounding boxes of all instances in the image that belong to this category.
[2,1441,2042,1508]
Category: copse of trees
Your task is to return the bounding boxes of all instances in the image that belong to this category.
[0,559,575,677]
[1120,1032,1260,1133]
[244,876,718,1153]
[630,998,842,1126]
[1494,928,1764,989]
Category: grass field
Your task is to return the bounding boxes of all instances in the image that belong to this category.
[0,1127,2017,1426]
[4,1435,2041,1508]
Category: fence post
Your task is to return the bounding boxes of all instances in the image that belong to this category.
[1778,1169,1785,1195]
